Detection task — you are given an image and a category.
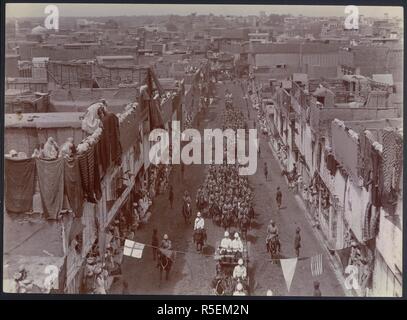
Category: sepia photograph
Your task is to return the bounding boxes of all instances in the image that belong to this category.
[2,2,404,298]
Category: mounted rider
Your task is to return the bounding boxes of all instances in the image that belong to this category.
[239,213,250,238]
[158,234,173,281]
[193,212,207,249]
[183,190,191,204]
[194,212,205,231]
[266,220,281,252]
[196,187,206,211]
[160,234,172,250]
[182,192,192,224]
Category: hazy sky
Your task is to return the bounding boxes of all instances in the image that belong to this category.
[6,3,404,19]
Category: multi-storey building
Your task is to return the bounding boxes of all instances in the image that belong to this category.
[256,71,402,297]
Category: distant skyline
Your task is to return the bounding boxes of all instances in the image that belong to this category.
[6,3,404,19]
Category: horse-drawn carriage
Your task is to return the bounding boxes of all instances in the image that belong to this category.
[211,239,251,295]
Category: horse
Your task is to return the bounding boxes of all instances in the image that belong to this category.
[196,195,208,216]
[231,207,239,226]
[157,249,173,282]
[212,275,234,296]
[182,201,192,225]
[213,277,226,296]
[266,236,281,264]
[193,229,207,252]
[221,212,233,231]
[211,205,222,226]
[239,215,251,240]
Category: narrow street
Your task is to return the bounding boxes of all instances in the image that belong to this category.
[111,80,344,296]
[3,5,402,299]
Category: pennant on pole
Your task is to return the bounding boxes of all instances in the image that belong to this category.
[280,258,298,292]
[123,240,145,258]
[311,254,323,277]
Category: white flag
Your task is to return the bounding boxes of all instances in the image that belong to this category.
[311,254,323,277]
[123,240,145,259]
[280,258,298,292]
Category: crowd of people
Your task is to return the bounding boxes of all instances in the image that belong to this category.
[82,204,136,295]
[132,187,153,230]
[80,164,174,294]
[196,106,255,233]
[148,164,172,199]
[201,96,253,295]
[6,135,77,161]
[221,105,246,132]
[198,164,254,229]
[83,241,119,294]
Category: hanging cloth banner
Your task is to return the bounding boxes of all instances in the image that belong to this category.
[149,98,165,130]
[5,158,36,213]
[280,258,298,292]
[36,157,65,220]
[311,254,323,277]
[123,240,145,259]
